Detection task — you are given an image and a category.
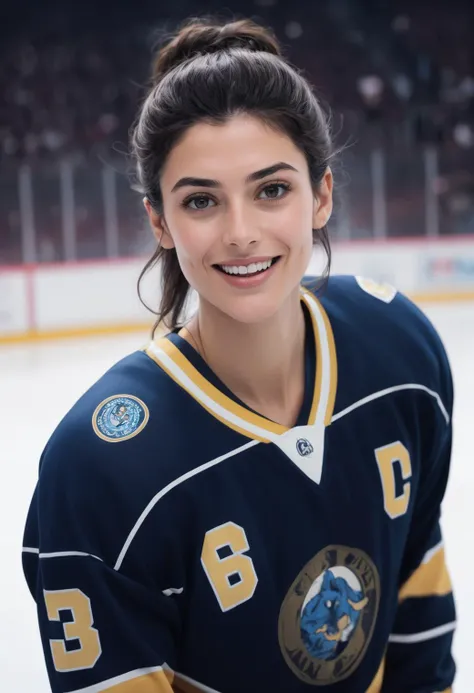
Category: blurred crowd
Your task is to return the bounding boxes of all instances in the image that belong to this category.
[2,0,473,162]
[0,30,144,163]
[1,0,474,262]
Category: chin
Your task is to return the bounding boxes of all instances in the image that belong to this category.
[194,262,305,325]
[212,292,292,326]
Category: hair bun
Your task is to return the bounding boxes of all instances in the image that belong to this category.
[152,18,282,85]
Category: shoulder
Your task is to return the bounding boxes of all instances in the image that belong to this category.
[305,274,453,410]
[35,348,189,558]
[43,348,170,460]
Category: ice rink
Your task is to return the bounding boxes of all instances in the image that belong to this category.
[1,300,473,692]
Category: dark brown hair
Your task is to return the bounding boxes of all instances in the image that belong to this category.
[131,16,334,334]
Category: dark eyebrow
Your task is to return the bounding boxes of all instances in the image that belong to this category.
[170,162,298,193]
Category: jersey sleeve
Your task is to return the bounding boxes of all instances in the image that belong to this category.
[22,419,182,693]
[382,314,456,692]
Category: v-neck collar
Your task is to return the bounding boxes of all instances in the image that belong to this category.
[164,300,315,428]
[144,289,338,444]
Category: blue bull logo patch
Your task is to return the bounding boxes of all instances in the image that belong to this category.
[300,569,369,660]
[278,545,380,686]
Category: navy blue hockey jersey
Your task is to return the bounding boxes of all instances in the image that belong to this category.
[23,276,456,693]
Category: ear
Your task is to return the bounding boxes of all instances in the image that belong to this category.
[312,167,333,230]
[143,197,175,250]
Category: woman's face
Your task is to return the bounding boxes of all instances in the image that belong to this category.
[146,114,333,325]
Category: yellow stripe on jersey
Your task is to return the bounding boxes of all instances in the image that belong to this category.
[110,668,173,692]
[365,656,385,693]
[72,666,175,693]
[399,545,452,602]
[320,300,338,427]
[146,288,338,442]
[300,288,338,428]
[306,292,323,426]
[146,340,280,443]
[160,338,286,437]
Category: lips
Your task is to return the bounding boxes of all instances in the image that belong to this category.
[212,256,282,289]
[214,256,281,277]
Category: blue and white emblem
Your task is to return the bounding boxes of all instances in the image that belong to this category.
[279,545,380,685]
[92,395,149,443]
[296,438,314,457]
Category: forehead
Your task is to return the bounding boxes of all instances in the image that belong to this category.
[161,114,306,185]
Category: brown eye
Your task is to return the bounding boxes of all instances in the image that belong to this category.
[258,183,291,201]
[184,195,217,211]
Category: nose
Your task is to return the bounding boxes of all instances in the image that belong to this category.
[222,201,260,249]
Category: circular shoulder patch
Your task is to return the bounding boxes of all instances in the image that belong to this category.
[279,545,380,686]
[92,395,149,443]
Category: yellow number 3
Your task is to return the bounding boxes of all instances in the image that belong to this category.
[201,522,258,612]
[375,441,412,519]
[44,589,102,672]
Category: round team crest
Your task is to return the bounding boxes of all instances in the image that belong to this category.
[278,545,380,686]
[92,395,149,443]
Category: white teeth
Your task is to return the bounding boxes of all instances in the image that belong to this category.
[220,259,273,275]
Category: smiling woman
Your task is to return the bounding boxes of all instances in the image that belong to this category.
[23,15,456,693]
[170,158,300,290]
[143,113,332,339]
[133,20,334,336]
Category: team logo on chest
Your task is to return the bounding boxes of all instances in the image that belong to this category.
[92,395,149,442]
[278,545,380,686]
[296,438,314,457]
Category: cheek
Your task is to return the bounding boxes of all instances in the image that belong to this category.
[277,203,314,250]
[167,214,213,270]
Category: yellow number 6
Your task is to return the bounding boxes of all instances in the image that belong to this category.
[201,522,258,612]
[44,589,102,672]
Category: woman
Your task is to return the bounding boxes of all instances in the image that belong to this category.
[23,17,456,693]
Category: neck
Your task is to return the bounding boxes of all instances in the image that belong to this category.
[186,288,306,426]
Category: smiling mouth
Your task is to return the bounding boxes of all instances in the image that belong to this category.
[214,256,281,276]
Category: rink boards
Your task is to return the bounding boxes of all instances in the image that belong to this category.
[1,237,474,343]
